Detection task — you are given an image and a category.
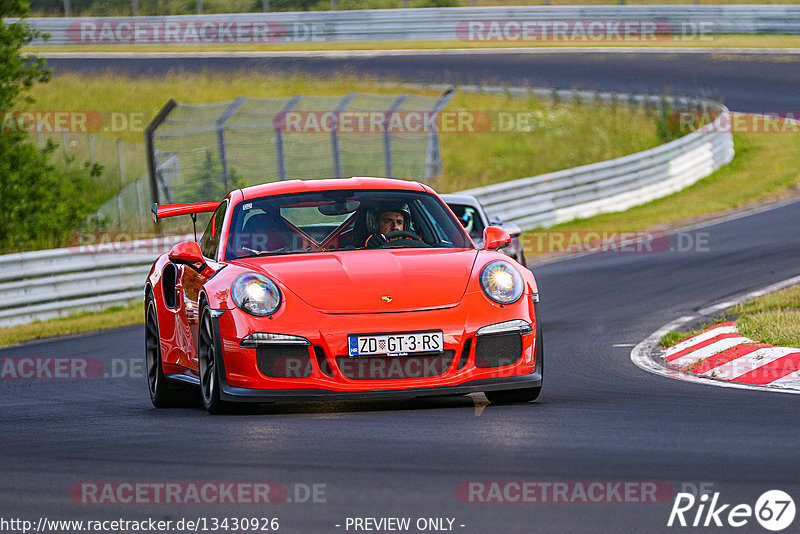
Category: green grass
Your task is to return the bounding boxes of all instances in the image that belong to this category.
[660,329,703,349]
[729,283,800,315]
[28,72,663,195]
[734,285,800,347]
[0,300,143,348]
[737,311,800,348]
[660,285,800,349]
[528,120,800,253]
[26,34,800,53]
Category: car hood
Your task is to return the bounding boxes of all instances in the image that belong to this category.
[232,249,478,313]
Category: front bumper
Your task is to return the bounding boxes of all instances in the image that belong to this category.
[209,295,541,403]
[218,371,542,403]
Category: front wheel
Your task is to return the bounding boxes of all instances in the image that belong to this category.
[198,305,258,415]
[485,319,543,404]
[145,297,188,408]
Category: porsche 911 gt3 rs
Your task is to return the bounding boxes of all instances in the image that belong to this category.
[145,177,542,413]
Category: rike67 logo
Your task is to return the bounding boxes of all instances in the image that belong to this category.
[668,490,795,531]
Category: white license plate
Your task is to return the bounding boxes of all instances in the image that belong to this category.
[348,331,443,357]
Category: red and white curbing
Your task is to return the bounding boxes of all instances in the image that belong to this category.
[662,322,800,388]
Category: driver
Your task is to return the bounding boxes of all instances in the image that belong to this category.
[364,202,420,248]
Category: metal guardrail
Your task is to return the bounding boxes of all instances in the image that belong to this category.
[0,236,188,327]
[16,6,800,46]
[0,87,733,328]
[456,87,734,231]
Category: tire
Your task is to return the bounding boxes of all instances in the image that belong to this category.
[484,319,543,405]
[145,296,188,408]
[198,304,259,415]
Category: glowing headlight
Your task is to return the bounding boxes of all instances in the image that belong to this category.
[480,260,524,305]
[231,273,281,316]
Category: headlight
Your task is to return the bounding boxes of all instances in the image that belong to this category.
[480,260,523,305]
[231,273,281,316]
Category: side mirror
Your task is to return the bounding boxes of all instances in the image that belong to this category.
[483,226,511,250]
[168,241,207,272]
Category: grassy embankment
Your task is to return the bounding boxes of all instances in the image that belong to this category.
[660,284,800,349]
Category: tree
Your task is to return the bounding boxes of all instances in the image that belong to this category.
[0,1,94,251]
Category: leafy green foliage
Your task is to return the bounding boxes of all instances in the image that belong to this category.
[183,150,245,203]
[0,1,100,252]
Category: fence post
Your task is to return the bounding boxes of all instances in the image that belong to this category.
[424,87,455,181]
[273,95,304,181]
[89,133,95,165]
[117,140,126,230]
[63,0,71,16]
[196,0,203,14]
[136,178,146,231]
[157,153,177,204]
[262,0,269,11]
[117,139,127,186]
[330,93,358,179]
[382,94,409,178]
[131,0,139,15]
[37,132,44,148]
[145,99,178,206]
[215,97,246,192]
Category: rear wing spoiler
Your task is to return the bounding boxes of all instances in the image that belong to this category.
[152,202,220,222]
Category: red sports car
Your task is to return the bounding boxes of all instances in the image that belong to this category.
[145,177,543,413]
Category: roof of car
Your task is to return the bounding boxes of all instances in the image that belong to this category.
[439,193,481,207]
[239,177,430,201]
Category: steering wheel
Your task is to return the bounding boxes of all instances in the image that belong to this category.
[382,230,429,248]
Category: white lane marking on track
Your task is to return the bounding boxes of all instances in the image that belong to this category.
[702,347,798,380]
[630,274,800,395]
[667,337,754,368]
[662,325,738,358]
[613,343,636,347]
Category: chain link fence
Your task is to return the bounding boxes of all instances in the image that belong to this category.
[145,90,454,207]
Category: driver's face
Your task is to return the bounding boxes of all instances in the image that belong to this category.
[379,211,404,234]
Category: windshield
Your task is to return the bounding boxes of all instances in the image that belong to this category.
[447,203,485,240]
[225,189,472,260]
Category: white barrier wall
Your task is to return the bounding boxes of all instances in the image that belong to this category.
[15,6,800,46]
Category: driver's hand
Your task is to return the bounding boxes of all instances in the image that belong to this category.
[365,233,388,249]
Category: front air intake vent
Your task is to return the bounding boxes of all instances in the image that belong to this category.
[256,345,312,378]
[474,333,522,368]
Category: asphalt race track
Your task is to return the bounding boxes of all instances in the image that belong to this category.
[2,51,799,533]
[45,50,800,112]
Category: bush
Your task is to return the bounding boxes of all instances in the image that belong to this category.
[0,1,100,251]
